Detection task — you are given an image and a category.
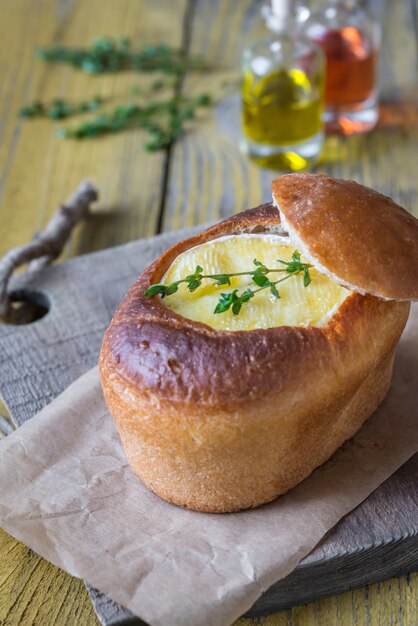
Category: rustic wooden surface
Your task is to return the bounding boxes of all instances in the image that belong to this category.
[1,0,418,625]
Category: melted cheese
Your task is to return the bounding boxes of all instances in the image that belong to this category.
[162,234,350,331]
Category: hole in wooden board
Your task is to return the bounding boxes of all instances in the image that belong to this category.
[1,289,50,325]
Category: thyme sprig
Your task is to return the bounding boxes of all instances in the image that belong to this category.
[56,94,212,147]
[37,38,206,75]
[19,96,104,120]
[144,251,313,316]
[20,36,221,150]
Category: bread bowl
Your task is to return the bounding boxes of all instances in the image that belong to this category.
[99,174,418,513]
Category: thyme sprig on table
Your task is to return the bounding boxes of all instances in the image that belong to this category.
[37,38,206,75]
[19,37,217,150]
[19,96,104,120]
[144,251,313,316]
[19,92,212,149]
[56,94,212,147]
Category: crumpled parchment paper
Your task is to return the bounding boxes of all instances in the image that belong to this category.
[0,304,417,626]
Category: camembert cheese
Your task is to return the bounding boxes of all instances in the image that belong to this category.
[163,234,351,331]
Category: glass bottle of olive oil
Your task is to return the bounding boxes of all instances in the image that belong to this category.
[241,0,325,171]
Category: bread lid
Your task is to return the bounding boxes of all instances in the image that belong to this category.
[272,174,418,301]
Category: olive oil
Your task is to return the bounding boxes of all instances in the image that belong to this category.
[242,67,323,145]
[240,0,325,171]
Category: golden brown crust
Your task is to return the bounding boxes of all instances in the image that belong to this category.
[272,174,418,301]
[102,343,401,512]
[99,202,410,512]
[101,203,289,408]
[100,203,405,408]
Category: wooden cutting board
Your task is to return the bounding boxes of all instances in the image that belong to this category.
[0,228,417,626]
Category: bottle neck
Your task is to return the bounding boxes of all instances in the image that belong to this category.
[268,0,297,34]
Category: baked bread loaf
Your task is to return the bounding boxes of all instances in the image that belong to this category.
[100,175,417,513]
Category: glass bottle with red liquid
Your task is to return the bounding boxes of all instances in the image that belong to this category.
[303,0,380,135]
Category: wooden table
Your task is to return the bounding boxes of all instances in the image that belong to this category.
[1,1,417,624]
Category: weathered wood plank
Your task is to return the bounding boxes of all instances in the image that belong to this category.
[0,0,188,260]
[0,230,417,625]
[0,528,99,626]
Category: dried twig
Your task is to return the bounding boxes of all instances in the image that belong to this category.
[0,180,98,322]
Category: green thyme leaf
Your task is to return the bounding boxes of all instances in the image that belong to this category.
[164,283,179,296]
[212,274,231,286]
[195,93,212,106]
[231,302,241,315]
[253,259,268,271]
[240,289,254,303]
[187,280,201,292]
[214,291,237,314]
[252,274,269,287]
[19,100,45,117]
[270,284,281,298]
[144,283,166,296]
